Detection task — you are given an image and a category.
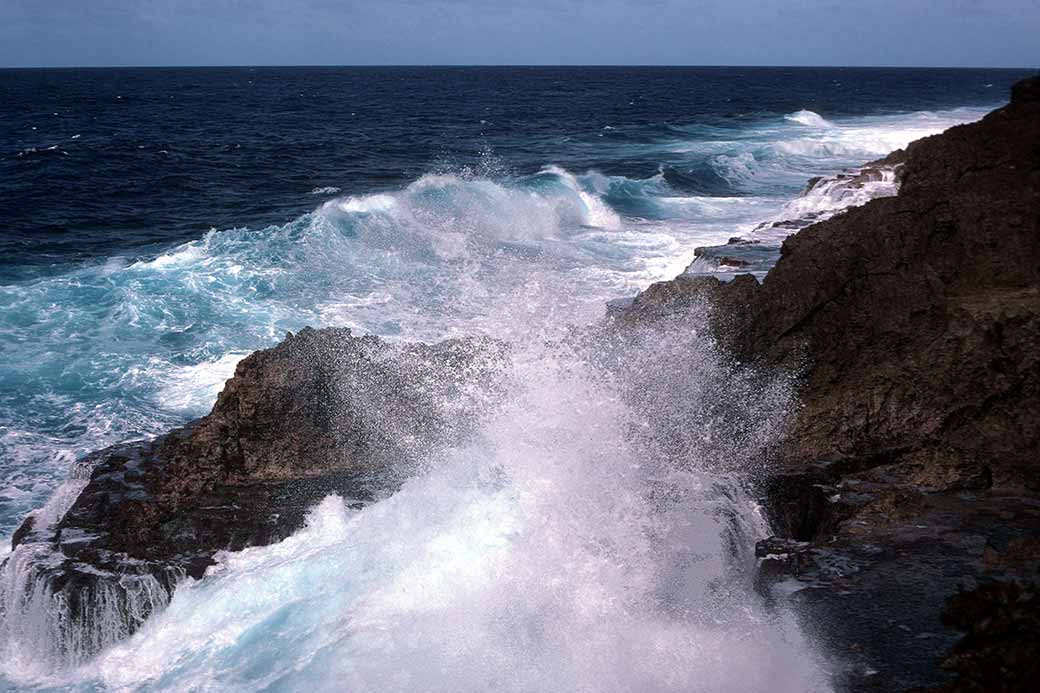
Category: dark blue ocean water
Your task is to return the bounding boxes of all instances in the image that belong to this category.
[1,67,1029,281]
[0,66,1034,690]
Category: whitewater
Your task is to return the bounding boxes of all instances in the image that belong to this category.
[0,97,995,691]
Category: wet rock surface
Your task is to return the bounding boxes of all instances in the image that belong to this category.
[617,76,1040,690]
[928,581,1040,692]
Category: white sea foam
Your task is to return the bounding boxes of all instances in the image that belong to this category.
[779,167,899,222]
[666,105,989,193]
[542,165,622,229]
[785,110,833,128]
[1,105,989,538]
[155,353,247,414]
[0,104,989,538]
[56,320,830,693]
[331,193,394,214]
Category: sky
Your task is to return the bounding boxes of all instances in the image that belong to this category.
[0,0,1037,68]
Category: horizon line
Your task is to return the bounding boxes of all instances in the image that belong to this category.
[1,63,1037,71]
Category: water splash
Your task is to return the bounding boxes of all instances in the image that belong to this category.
[41,311,829,692]
[0,545,182,678]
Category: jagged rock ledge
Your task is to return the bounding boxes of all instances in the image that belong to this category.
[612,76,1040,691]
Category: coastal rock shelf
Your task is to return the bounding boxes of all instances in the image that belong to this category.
[684,150,906,281]
[615,76,1040,690]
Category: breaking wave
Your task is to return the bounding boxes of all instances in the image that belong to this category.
[785,110,833,128]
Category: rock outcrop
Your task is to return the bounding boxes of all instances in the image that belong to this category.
[615,76,1040,690]
[2,328,503,662]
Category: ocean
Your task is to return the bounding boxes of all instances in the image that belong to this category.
[0,66,1032,690]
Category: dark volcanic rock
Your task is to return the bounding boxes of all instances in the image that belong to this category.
[614,76,1040,689]
[927,582,1040,692]
[3,327,504,662]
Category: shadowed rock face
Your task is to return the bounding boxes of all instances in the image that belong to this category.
[616,76,1040,690]
[3,327,505,662]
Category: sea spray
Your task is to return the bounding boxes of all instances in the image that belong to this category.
[36,308,833,692]
[0,139,935,688]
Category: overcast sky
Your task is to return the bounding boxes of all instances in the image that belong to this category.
[1,0,1037,68]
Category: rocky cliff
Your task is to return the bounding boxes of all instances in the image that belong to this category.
[615,76,1040,690]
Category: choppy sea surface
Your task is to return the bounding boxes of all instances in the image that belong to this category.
[0,67,1031,691]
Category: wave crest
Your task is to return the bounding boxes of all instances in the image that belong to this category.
[784,110,833,128]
